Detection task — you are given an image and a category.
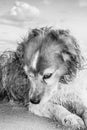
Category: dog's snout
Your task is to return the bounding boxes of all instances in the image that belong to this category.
[30,95,41,104]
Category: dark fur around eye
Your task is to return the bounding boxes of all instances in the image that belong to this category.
[43,73,52,80]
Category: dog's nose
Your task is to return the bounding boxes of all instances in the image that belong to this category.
[30,96,40,104]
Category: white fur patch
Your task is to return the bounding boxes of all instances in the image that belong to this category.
[32,51,39,70]
[24,65,28,74]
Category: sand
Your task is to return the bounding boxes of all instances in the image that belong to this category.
[0,103,71,130]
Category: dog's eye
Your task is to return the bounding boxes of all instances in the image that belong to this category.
[43,73,52,80]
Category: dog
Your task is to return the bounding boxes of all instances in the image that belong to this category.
[0,27,87,129]
[23,27,87,129]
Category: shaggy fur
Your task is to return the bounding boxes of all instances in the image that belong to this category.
[0,27,87,130]
[0,50,30,105]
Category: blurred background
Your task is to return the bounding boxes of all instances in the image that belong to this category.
[0,0,87,55]
[0,1,87,129]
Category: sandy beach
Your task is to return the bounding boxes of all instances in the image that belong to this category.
[0,103,71,130]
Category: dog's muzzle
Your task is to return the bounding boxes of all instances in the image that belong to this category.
[30,95,41,104]
[29,88,43,104]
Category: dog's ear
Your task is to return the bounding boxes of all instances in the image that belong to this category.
[57,30,83,84]
[16,28,42,63]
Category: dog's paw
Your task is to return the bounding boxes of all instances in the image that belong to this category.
[61,114,85,129]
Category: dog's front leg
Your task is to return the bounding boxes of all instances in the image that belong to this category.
[29,102,85,129]
[47,103,85,129]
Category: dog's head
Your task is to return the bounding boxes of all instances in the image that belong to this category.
[22,27,82,104]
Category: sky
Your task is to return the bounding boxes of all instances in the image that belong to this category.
[0,0,87,55]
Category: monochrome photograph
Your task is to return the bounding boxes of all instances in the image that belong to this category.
[0,0,87,130]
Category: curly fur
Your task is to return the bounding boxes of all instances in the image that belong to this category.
[0,50,30,105]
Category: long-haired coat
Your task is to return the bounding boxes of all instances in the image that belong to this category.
[0,27,87,130]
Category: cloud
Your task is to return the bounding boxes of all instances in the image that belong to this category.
[78,0,87,7]
[10,1,40,19]
[0,1,40,27]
